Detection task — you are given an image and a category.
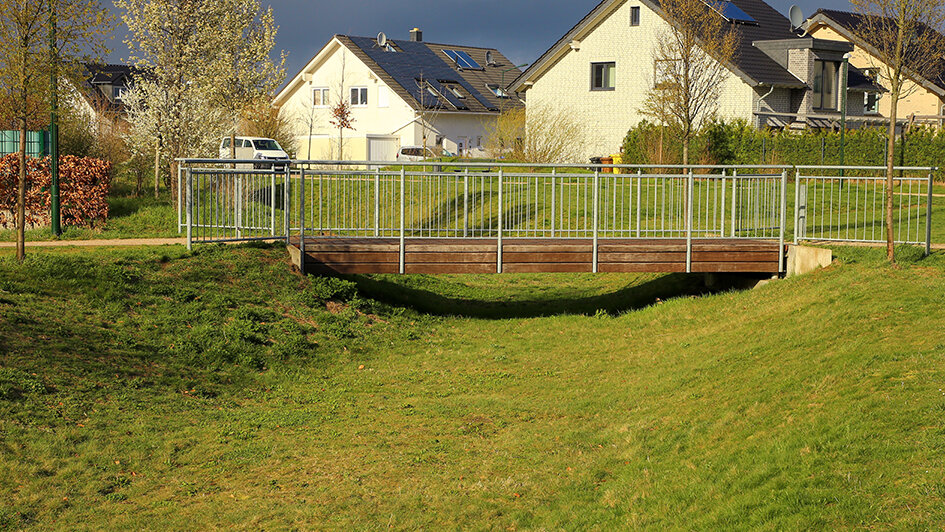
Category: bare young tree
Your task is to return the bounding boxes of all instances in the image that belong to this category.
[640,0,738,164]
[0,0,110,260]
[851,0,945,262]
[484,105,586,163]
[416,71,443,156]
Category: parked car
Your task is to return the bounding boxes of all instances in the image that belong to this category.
[219,136,289,169]
[396,145,437,162]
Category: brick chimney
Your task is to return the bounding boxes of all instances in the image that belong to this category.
[410,28,422,42]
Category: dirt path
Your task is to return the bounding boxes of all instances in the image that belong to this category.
[0,237,186,248]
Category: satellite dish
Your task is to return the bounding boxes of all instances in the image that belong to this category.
[377,32,388,47]
[789,5,804,29]
[486,51,495,65]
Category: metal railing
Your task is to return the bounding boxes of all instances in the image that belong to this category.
[177,160,936,273]
[794,166,934,253]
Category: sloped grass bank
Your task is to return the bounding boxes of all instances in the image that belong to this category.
[0,244,943,529]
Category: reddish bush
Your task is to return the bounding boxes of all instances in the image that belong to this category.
[0,154,111,229]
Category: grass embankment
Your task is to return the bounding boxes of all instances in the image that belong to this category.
[1,243,944,528]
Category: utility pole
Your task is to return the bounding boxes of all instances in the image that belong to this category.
[49,0,61,235]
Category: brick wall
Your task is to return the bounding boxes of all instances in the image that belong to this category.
[524,0,755,160]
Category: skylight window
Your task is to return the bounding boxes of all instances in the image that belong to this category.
[704,0,756,24]
[443,49,484,70]
[486,84,509,98]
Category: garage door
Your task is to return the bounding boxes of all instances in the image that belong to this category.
[367,137,399,164]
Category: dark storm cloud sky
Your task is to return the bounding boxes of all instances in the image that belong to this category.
[106,0,852,81]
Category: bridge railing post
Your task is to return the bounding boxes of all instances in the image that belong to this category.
[399,167,405,274]
[794,168,802,244]
[186,167,193,251]
[720,169,727,237]
[270,168,277,237]
[779,169,787,273]
[463,168,469,238]
[497,169,503,273]
[593,169,599,273]
[550,168,556,238]
[299,168,306,273]
[636,169,642,237]
[177,165,183,233]
[730,170,738,238]
[926,168,934,256]
[284,165,291,242]
[686,169,693,273]
[374,168,380,237]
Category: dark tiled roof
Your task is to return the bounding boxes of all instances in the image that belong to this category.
[725,0,807,86]
[340,35,524,114]
[810,9,945,90]
[512,0,808,90]
[80,64,142,114]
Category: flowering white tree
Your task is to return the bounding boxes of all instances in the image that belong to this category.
[117,0,285,200]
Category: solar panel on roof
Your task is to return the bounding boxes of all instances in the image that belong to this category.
[704,0,756,23]
[442,49,460,64]
[453,50,483,70]
[442,49,483,70]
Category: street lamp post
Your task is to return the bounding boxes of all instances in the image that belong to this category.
[500,63,529,96]
[839,52,850,179]
[49,1,60,236]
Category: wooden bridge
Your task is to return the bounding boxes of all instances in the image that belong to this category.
[288,237,784,275]
[179,160,936,275]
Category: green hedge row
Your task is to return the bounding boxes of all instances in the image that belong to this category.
[622,120,945,169]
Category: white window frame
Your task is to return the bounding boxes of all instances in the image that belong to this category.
[350,86,368,107]
[591,62,616,91]
[864,93,881,115]
[312,87,329,108]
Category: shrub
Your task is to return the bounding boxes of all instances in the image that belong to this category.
[0,154,111,228]
[623,119,945,173]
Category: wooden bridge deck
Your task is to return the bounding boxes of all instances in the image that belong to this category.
[288,237,784,275]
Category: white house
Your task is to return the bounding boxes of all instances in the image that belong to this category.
[274,29,524,162]
[509,0,884,160]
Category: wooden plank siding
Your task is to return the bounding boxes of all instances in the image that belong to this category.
[292,237,784,275]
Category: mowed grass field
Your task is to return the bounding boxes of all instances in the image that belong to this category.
[1,243,944,529]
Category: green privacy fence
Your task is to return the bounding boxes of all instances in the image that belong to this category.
[0,130,49,157]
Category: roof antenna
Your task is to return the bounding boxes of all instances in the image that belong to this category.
[789,5,808,36]
[377,32,388,48]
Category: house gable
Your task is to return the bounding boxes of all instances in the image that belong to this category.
[511,0,808,93]
[804,10,945,98]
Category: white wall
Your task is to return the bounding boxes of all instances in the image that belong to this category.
[523,0,755,161]
[277,39,501,160]
[277,40,416,160]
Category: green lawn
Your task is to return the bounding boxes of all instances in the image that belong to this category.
[0,175,179,242]
[1,242,944,529]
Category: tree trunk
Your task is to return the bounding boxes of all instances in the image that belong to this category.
[885,89,899,263]
[16,118,27,261]
[154,137,160,199]
[230,131,236,169]
[682,139,689,166]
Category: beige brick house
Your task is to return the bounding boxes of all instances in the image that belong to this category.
[509,0,883,160]
[274,29,523,162]
[804,9,945,120]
